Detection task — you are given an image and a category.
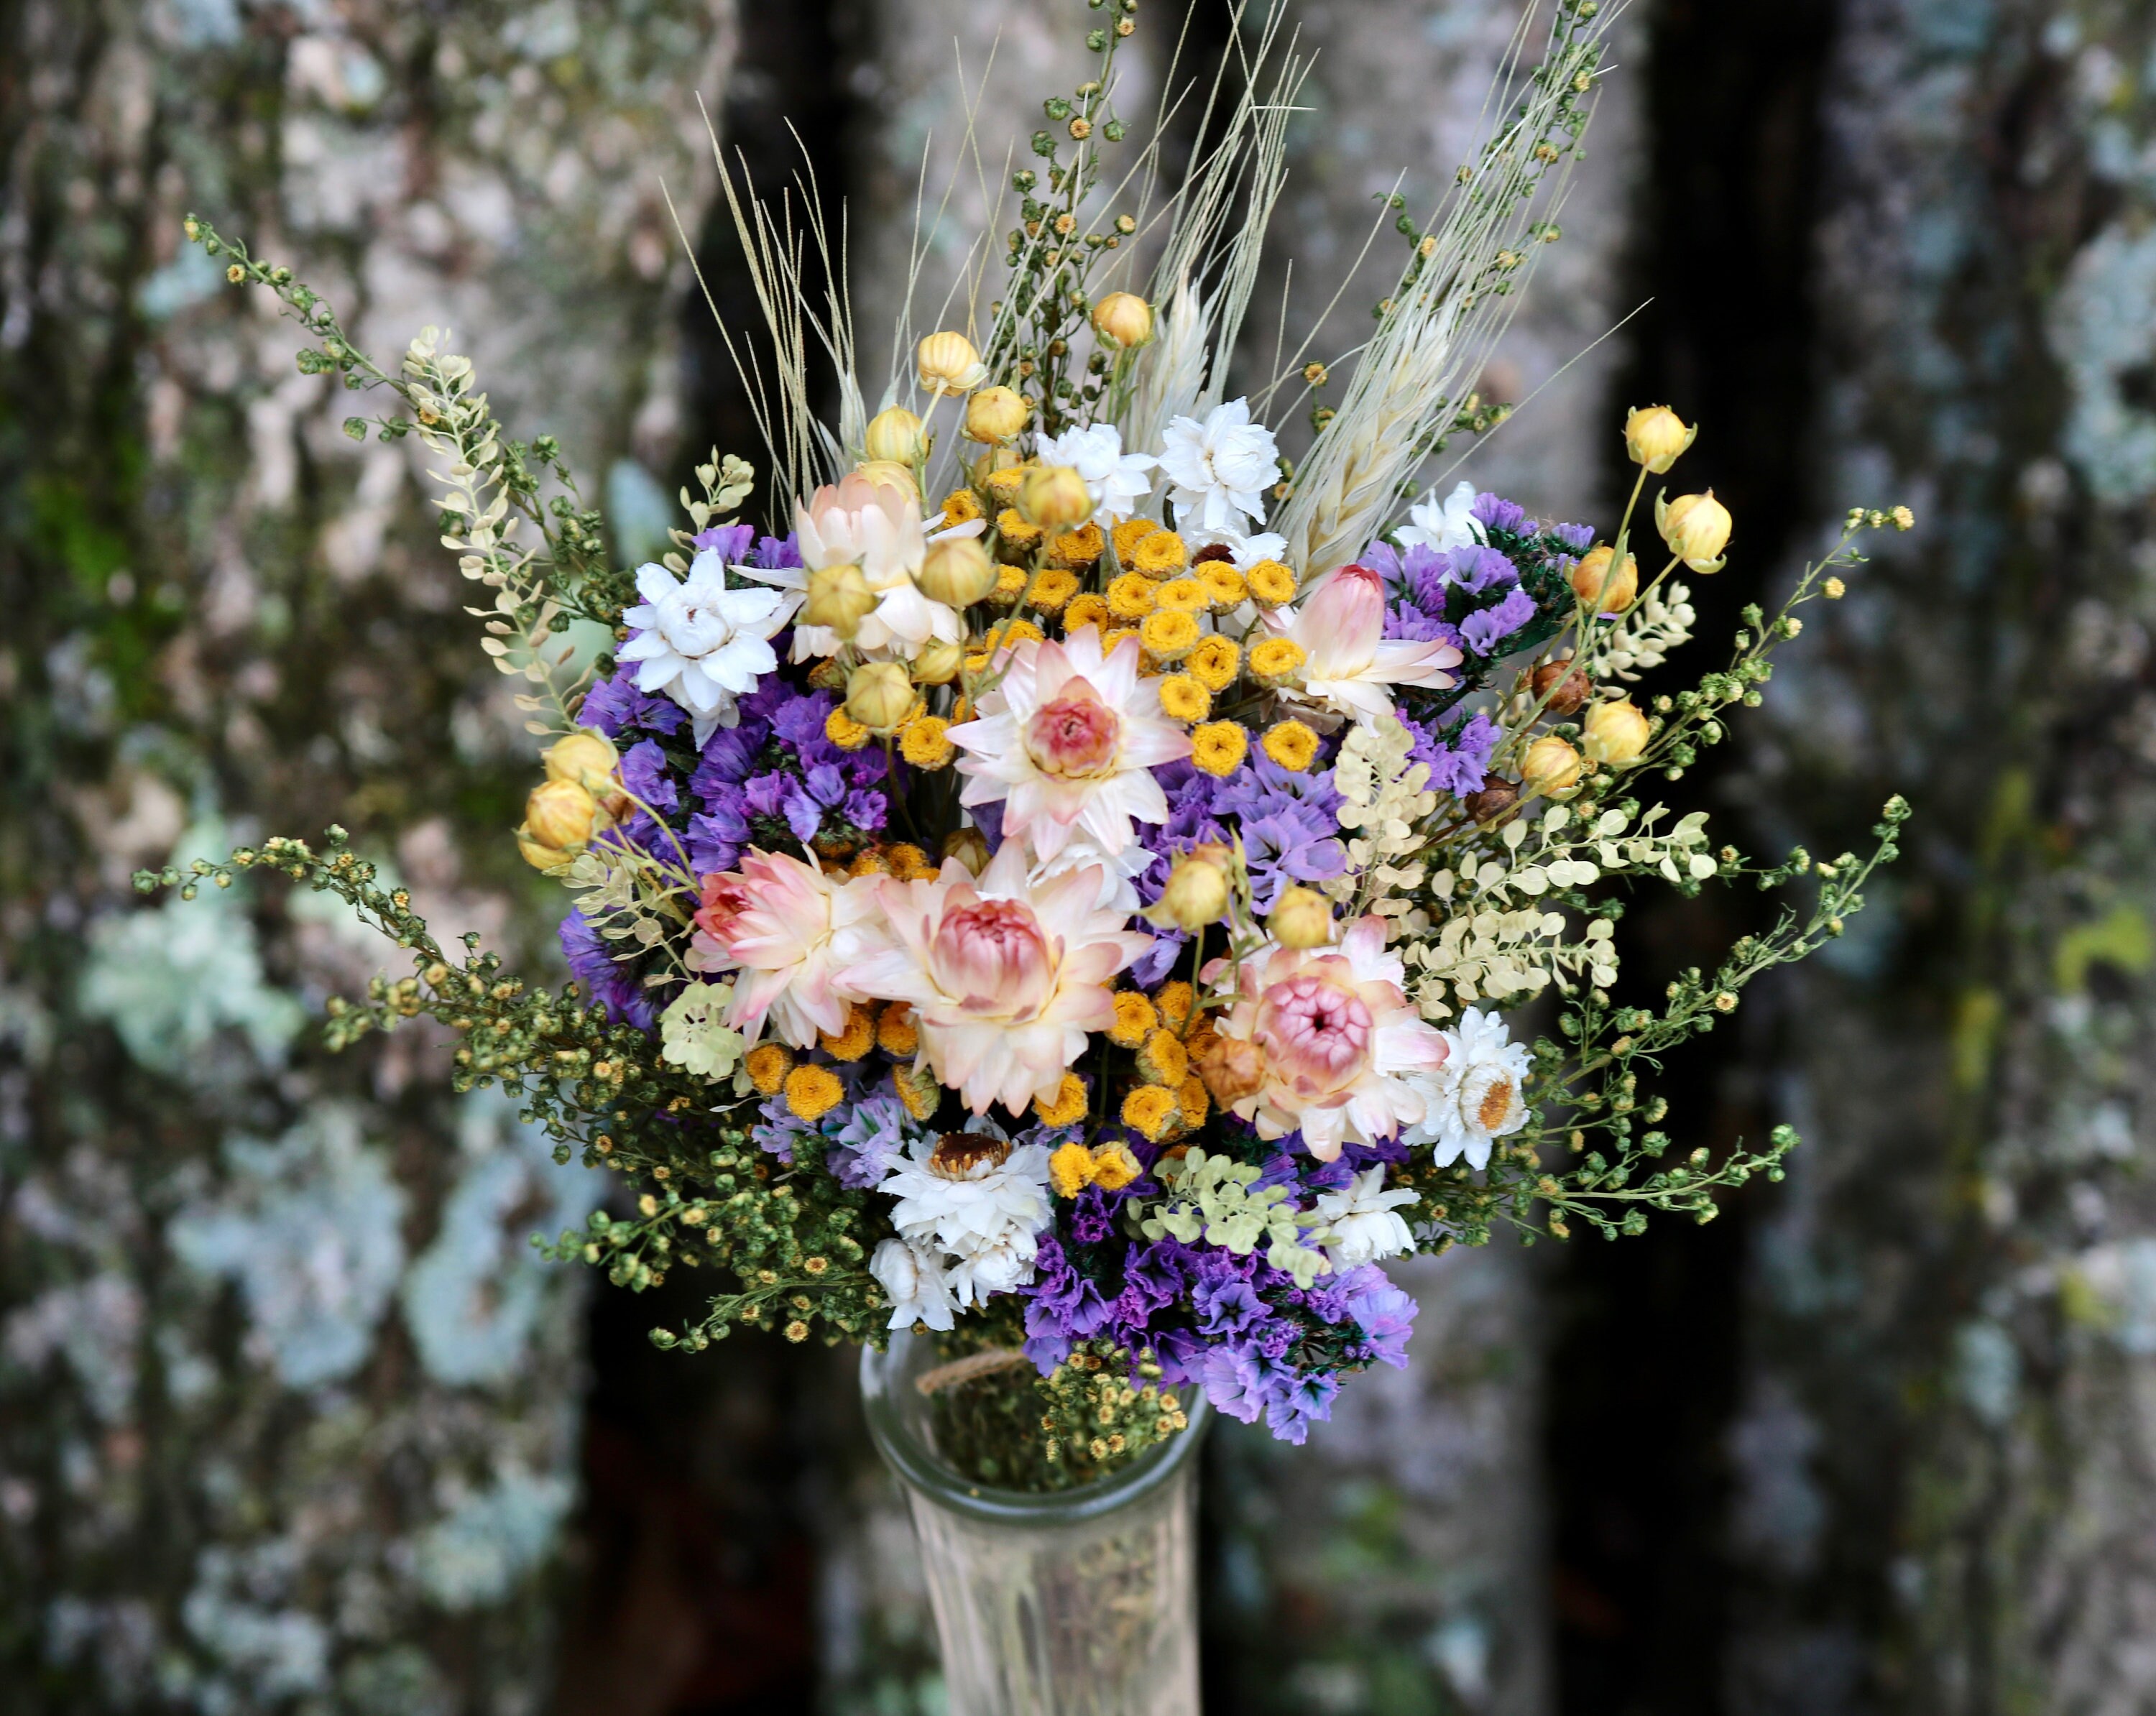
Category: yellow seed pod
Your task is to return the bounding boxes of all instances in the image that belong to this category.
[1657,489,1733,572]
[542,728,619,791]
[911,637,965,686]
[963,384,1031,443]
[864,405,927,464]
[522,778,598,853]
[845,663,916,734]
[803,563,877,639]
[916,329,986,395]
[1623,404,1696,474]
[1582,698,1651,765]
[1091,291,1154,350]
[916,535,998,607]
[1523,734,1584,793]
[1269,885,1334,949]
[854,458,920,501]
[1021,464,1092,528]
[1570,545,1638,613]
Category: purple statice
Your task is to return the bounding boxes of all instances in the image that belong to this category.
[824,1092,914,1190]
[1549,520,1595,554]
[1342,1267,1418,1368]
[1470,491,1529,537]
[1022,1237,1119,1368]
[1401,709,1499,797]
[1444,544,1521,596]
[691,521,756,559]
[704,678,890,857]
[579,665,687,741]
[1215,754,1348,910]
[1459,585,1537,655]
[616,738,682,854]
[1386,601,1466,650]
[751,532,803,571]
[558,908,658,1032]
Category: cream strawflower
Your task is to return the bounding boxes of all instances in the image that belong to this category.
[1393,478,1486,554]
[1274,562,1462,724]
[843,839,1151,1115]
[1035,422,1157,525]
[948,626,1192,864]
[870,1236,957,1332]
[739,473,965,661]
[877,1130,1055,1309]
[1314,1166,1419,1268]
[1160,397,1279,537]
[616,549,791,745]
[687,849,884,1049]
[1204,915,1449,1160]
[1403,1005,1532,1169]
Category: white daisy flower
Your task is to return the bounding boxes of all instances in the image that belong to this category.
[616,548,790,746]
[1035,422,1157,525]
[876,1133,1054,1309]
[870,1236,957,1332]
[1394,478,1485,555]
[1403,1006,1533,1169]
[1159,397,1279,537]
[1314,1166,1419,1269]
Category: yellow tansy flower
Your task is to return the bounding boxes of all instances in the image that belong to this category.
[1090,1143,1142,1192]
[1046,522,1105,571]
[746,1043,795,1095]
[1138,1027,1189,1087]
[1153,980,1194,1028]
[1185,634,1240,691]
[1247,636,1307,688]
[1176,1075,1210,1130]
[785,1064,845,1122]
[1121,1085,1179,1142]
[1157,674,1211,722]
[1106,573,1157,620]
[1262,719,1320,772]
[1102,626,1139,655]
[938,487,985,527]
[900,715,956,770]
[985,463,1032,509]
[985,617,1044,652]
[1155,577,1209,614]
[994,509,1042,563]
[1138,609,1199,662]
[819,1004,876,1062]
[1049,1140,1095,1199]
[1111,517,1161,563]
[883,843,931,880]
[1131,530,1188,578]
[825,706,873,749]
[1034,1072,1089,1130]
[988,563,1028,606]
[1064,593,1110,635]
[1245,559,1298,607]
[1027,566,1082,612]
[849,848,893,877]
[876,1002,920,1058]
[1108,990,1158,1048]
[1198,562,1248,608]
[1191,721,1248,777]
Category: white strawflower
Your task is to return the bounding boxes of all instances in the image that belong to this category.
[1404,1006,1533,1169]
[616,548,790,745]
[870,1237,957,1332]
[1314,1166,1419,1268]
[877,1135,1054,1309]
[1035,422,1156,524]
[1394,478,1485,554]
[1159,397,1279,536]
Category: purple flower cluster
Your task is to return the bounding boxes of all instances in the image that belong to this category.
[559,908,659,1032]
[678,677,890,875]
[1400,709,1501,798]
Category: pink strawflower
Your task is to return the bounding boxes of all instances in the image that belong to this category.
[688,849,883,1048]
[947,626,1192,863]
[1204,915,1449,1158]
[842,839,1152,1116]
[1275,563,1462,724]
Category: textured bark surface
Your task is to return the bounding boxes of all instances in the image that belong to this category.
[1725,1,2156,1712]
[0,2,729,1710]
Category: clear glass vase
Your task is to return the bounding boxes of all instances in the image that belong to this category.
[859,1332,1210,1716]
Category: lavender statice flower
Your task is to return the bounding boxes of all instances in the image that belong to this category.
[1402,711,1501,797]
[579,665,687,741]
[1445,544,1521,596]
[1470,491,1529,537]
[1459,585,1538,655]
[1549,520,1595,554]
[558,908,657,1032]
[691,521,756,560]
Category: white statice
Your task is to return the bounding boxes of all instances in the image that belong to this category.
[616,548,790,744]
[1035,422,1156,524]
[870,1237,957,1332]
[1314,1166,1419,1269]
[1404,1006,1533,1168]
[876,1135,1054,1310]
[1159,397,1279,536]
[1394,479,1485,555]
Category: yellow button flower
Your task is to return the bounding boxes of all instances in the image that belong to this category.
[1155,577,1209,614]
[1027,566,1082,612]
[1244,559,1297,607]
[1158,674,1212,722]
[937,486,985,527]
[1106,572,1157,620]
[1034,1072,1089,1130]
[1046,522,1105,571]
[824,706,873,749]
[1261,719,1319,772]
[1198,562,1247,609]
[1121,1085,1179,1142]
[1064,592,1110,635]
[994,507,1043,562]
[1247,636,1307,689]
[1185,634,1240,691]
[746,1043,795,1095]
[1191,721,1248,777]
[1138,609,1199,662]
[1108,990,1158,1047]
[1111,517,1161,563]
[1131,530,1188,578]
[900,714,956,770]
[819,1004,877,1062]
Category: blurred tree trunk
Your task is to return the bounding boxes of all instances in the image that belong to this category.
[1723,1,2156,1712]
[0,2,729,1711]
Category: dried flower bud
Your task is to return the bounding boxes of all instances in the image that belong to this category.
[1657,489,1733,572]
[1623,405,1696,474]
[1269,885,1334,949]
[1021,463,1092,528]
[1196,1030,1266,1106]
[942,826,991,876]
[542,729,619,791]
[845,663,916,734]
[1145,844,1233,931]
[963,385,1031,444]
[1522,735,1583,794]
[1530,660,1590,715]
[521,778,599,859]
[803,563,878,639]
[911,637,964,685]
[916,330,986,396]
[1570,544,1637,613]
[916,536,998,607]
[1462,780,1519,823]
[1582,698,1651,764]
[853,458,920,501]
[864,405,927,465]
[1091,290,1153,350]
